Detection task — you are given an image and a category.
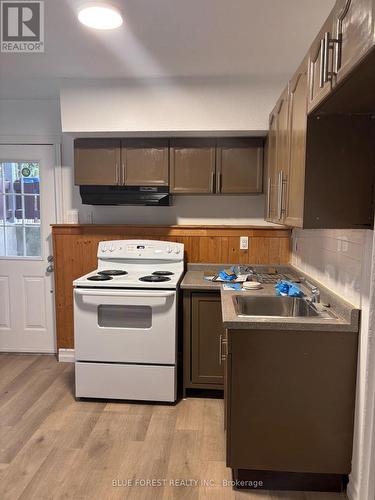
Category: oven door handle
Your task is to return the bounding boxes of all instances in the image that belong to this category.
[74,289,175,307]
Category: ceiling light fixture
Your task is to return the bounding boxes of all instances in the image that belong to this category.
[78,2,123,30]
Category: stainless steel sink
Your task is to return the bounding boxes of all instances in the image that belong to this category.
[234,295,319,318]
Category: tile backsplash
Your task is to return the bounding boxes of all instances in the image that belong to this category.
[291,229,373,307]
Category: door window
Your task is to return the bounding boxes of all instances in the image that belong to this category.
[0,161,41,258]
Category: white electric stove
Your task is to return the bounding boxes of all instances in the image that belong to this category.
[73,239,184,402]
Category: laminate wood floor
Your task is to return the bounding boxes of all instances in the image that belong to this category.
[0,355,348,500]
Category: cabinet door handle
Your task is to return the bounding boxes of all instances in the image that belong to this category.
[218,172,222,193]
[115,163,120,185]
[219,334,223,365]
[319,37,326,88]
[121,163,125,186]
[210,171,215,193]
[219,335,227,365]
[323,31,341,82]
[267,176,271,218]
[334,32,342,75]
[323,31,330,84]
[277,171,282,220]
[278,170,286,221]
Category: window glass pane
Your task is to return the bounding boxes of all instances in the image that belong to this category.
[5,226,24,256]
[24,195,40,223]
[3,162,21,194]
[0,194,4,224]
[0,161,41,258]
[22,168,40,195]
[0,228,4,255]
[5,195,24,224]
[25,226,41,257]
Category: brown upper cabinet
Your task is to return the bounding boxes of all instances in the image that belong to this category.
[169,139,216,194]
[308,0,375,113]
[216,138,263,194]
[121,139,169,186]
[333,0,375,85]
[74,139,121,185]
[265,88,289,224]
[307,15,334,113]
[75,138,168,186]
[266,0,375,228]
[265,112,278,221]
[284,59,308,228]
[170,138,263,195]
[75,137,264,194]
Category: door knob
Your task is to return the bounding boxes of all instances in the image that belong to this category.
[47,255,54,262]
[46,264,54,273]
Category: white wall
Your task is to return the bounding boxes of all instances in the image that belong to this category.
[292,228,375,500]
[0,99,61,139]
[291,229,370,307]
[0,89,281,227]
[60,77,283,134]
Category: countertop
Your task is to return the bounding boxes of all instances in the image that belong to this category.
[180,264,360,333]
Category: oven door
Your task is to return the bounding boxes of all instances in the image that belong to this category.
[74,288,177,364]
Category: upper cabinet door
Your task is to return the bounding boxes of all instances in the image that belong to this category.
[333,0,374,85]
[74,139,121,186]
[275,88,290,224]
[170,139,216,194]
[284,60,308,228]
[266,111,279,222]
[122,139,169,186]
[216,138,263,194]
[307,15,334,113]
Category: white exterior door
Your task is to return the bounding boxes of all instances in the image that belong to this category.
[0,145,57,353]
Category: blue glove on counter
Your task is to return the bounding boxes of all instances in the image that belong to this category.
[275,280,304,297]
[218,267,237,281]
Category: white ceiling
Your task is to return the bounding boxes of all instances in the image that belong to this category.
[0,0,336,97]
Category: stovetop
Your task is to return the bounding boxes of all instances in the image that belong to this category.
[74,268,184,289]
[73,239,184,290]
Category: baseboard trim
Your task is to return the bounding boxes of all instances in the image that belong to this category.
[0,348,56,354]
[58,348,75,362]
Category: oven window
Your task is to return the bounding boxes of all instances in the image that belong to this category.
[98,305,152,329]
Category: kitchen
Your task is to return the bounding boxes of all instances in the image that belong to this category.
[0,0,374,499]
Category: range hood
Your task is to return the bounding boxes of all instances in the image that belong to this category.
[79,186,171,206]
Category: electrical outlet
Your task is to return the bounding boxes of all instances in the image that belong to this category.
[342,240,349,253]
[240,236,249,250]
[86,211,94,224]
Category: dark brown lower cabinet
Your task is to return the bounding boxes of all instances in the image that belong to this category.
[183,291,225,393]
[225,328,358,479]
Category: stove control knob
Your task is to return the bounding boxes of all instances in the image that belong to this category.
[174,247,181,254]
[102,244,107,252]
[109,244,115,252]
[166,247,172,254]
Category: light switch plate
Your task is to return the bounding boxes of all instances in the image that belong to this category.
[240,236,249,250]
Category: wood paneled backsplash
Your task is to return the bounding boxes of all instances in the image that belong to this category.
[52,224,291,349]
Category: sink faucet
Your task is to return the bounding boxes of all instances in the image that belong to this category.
[300,278,321,304]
